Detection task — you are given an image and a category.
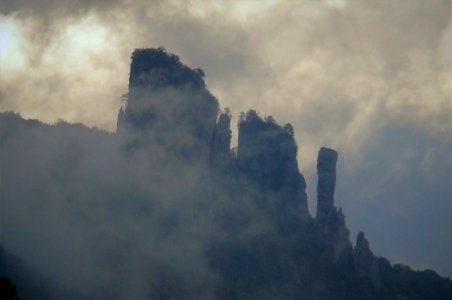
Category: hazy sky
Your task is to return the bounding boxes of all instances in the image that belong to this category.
[1,0,451,277]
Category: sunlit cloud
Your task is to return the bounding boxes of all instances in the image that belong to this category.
[41,15,110,72]
[0,16,27,73]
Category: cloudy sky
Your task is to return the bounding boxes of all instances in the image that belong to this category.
[1,0,451,277]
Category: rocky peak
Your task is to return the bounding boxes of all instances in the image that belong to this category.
[316,147,338,221]
[237,111,303,189]
[210,108,232,168]
[236,110,309,221]
[117,48,219,161]
[356,232,370,251]
[116,107,125,134]
[314,148,353,262]
[128,47,205,90]
[354,232,381,288]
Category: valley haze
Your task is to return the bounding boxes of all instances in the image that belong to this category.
[1,0,452,298]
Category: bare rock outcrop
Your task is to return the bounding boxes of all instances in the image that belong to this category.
[236,110,310,222]
[209,108,232,168]
[117,48,219,161]
[354,232,381,288]
[316,147,338,221]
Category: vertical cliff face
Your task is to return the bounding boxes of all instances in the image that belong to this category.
[236,110,309,221]
[316,147,338,221]
[118,48,219,160]
[315,148,353,263]
[237,111,301,190]
[209,108,232,168]
[116,107,125,134]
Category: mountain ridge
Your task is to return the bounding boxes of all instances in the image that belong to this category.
[0,48,450,299]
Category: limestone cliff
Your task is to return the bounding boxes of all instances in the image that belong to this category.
[210,108,232,168]
[314,148,353,266]
[236,110,309,221]
[316,147,338,221]
[118,48,219,161]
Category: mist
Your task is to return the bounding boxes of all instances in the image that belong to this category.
[1,0,451,294]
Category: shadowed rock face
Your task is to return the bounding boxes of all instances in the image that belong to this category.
[118,48,219,161]
[236,110,309,221]
[354,232,381,288]
[128,48,206,90]
[237,111,304,191]
[315,148,353,262]
[210,109,232,168]
[316,147,338,220]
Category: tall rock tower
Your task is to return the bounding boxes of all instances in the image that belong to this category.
[117,48,219,161]
[316,147,338,220]
[209,108,232,168]
[315,147,353,263]
[236,110,310,223]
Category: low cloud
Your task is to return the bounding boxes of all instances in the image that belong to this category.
[1,0,451,277]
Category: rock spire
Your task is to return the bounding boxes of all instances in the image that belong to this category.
[316,147,338,220]
[117,48,219,161]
